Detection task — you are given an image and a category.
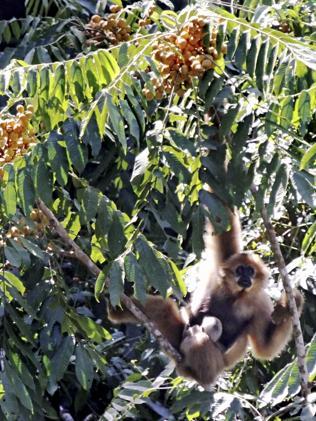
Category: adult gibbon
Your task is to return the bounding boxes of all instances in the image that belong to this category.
[108,203,304,387]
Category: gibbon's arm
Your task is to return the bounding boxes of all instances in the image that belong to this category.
[216,207,242,261]
[203,207,242,264]
[248,290,304,360]
[223,334,248,368]
[107,295,185,350]
[190,207,242,315]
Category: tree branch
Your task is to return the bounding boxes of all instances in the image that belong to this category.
[251,193,310,399]
[37,199,182,363]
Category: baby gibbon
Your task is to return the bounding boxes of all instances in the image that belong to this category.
[108,202,304,387]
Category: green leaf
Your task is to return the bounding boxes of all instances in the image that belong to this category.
[306,334,316,379]
[98,50,120,81]
[227,27,239,60]
[75,345,94,391]
[199,190,230,233]
[267,164,288,217]
[20,238,46,261]
[34,160,53,206]
[1,271,25,295]
[219,104,240,138]
[4,246,22,268]
[255,40,269,93]
[234,31,249,69]
[48,336,75,393]
[63,120,86,173]
[204,77,223,111]
[295,91,311,135]
[4,361,34,413]
[135,237,170,297]
[68,311,111,342]
[120,99,140,143]
[246,37,260,78]
[95,197,114,238]
[198,70,214,99]
[95,265,109,302]
[118,42,129,67]
[131,148,150,183]
[192,207,205,259]
[7,239,31,267]
[108,212,127,259]
[109,259,124,307]
[69,61,85,105]
[125,84,145,135]
[231,114,253,152]
[2,164,16,216]
[300,143,316,170]
[279,97,293,130]
[107,94,126,152]
[160,10,178,29]
[169,260,186,297]
[47,132,69,186]
[266,44,278,89]
[51,63,66,102]
[124,252,147,304]
[82,187,99,222]
[292,171,316,208]
[17,170,35,216]
[9,353,35,392]
[259,363,292,408]
[302,222,316,255]
[82,112,102,157]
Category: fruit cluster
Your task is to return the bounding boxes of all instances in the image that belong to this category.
[85,6,131,47]
[6,209,48,240]
[142,16,227,100]
[0,105,36,178]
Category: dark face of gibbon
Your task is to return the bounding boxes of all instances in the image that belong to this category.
[222,253,269,294]
[235,264,255,288]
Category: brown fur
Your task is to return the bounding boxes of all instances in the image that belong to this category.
[107,210,304,387]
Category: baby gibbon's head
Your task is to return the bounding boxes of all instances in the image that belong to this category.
[221,252,269,294]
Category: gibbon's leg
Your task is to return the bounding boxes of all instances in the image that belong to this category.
[223,334,248,368]
[178,324,225,386]
[107,295,185,350]
[248,290,304,360]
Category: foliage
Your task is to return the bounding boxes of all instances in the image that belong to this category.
[0,0,315,419]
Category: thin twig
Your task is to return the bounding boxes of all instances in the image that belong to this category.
[37,199,182,363]
[251,188,310,399]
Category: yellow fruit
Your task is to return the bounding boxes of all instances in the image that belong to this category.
[180,31,190,40]
[176,37,187,50]
[221,44,227,54]
[180,65,189,75]
[10,226,20,237]
[139,19,147,27]
[202,59,213,70]
[16,104,25,113]
[91,15,102,24]
[25,110,33,119]
[110,4,122,13]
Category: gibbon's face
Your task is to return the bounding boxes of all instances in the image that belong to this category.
[222,253,269,293]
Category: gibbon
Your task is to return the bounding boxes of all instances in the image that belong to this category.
[108,203,304,387]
